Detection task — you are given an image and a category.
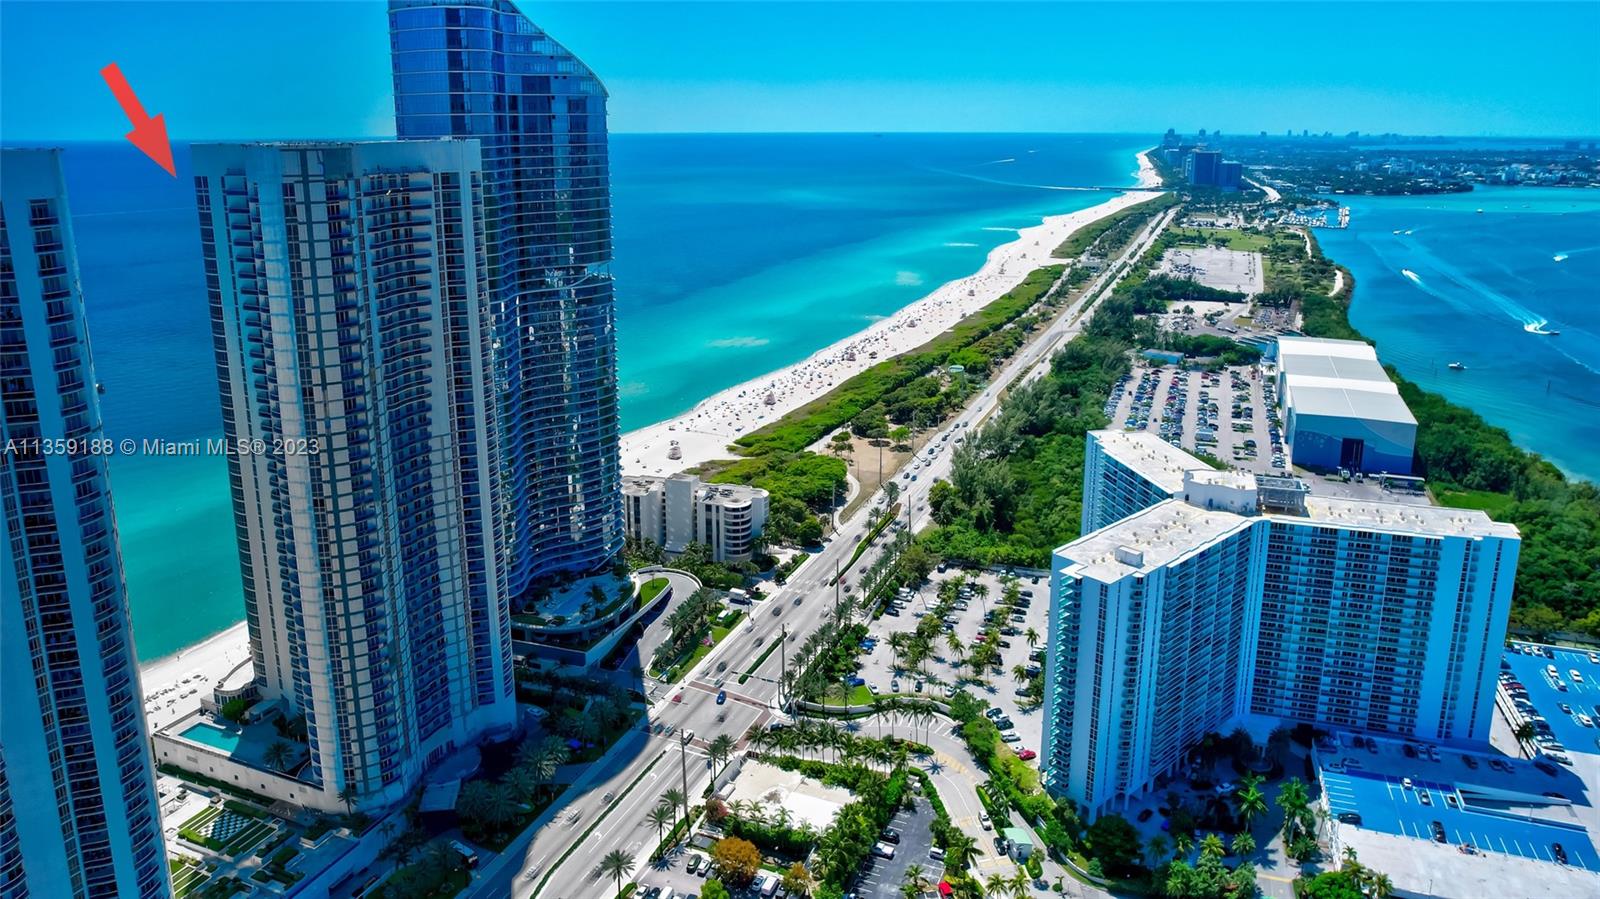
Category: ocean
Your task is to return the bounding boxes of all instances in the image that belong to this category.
[1317,186,1600,482]
[47,133,1150,661]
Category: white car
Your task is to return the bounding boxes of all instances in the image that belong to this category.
[979,813,992,831]
[1571,669,1585,684]
[1579,714,1595,728]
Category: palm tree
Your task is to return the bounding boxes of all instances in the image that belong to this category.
[944,631,966,663]
[598,848,635,896]
[1174,831,1194,860]
[1371,872,1395,898]
[1199,833,1226,859]
[335,783,358,814]
[945,831,977,868]
[708,734,736,783]
[1011,664,1029,686]
[263,739,295,772]
[1145,834,1170,867]
[1007,868,1030,898]
[1235,774,1268,828]
[647,803,676,845]
[1512,721,1537,744]
[983,872,1009,897]
[502,765,539,805]
[1230,831,1256,858]
[663,787,687,827]
[1024,627,1039,649]
[901,866,932,899]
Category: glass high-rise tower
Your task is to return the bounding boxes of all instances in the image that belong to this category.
[389,0,623,598]
[0,148,171,898]
[192,140,516,811]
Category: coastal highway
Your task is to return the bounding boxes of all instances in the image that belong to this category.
[468,195,1177,899]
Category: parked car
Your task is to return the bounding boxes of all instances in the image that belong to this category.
[1554,843,1569,865]
[1430,820,1447,843]
[881,828,901,844]
[1018,748,1037,761]
[1337,812,1362,825]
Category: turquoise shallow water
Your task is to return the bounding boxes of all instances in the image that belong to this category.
[50,133,1150,661]
[1317,186,1600,483]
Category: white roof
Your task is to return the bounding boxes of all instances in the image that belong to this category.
[1296,496,1519,539]
[1284,383,1417,426]
[1278,337,1416,426]
[1060,499,1254,581]
[1091,430,1203,494]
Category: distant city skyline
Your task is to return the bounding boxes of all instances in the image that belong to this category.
[2,1,1596,141]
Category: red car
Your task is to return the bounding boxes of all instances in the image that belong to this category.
[1018,748,1037,761]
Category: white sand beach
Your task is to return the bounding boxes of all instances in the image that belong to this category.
[139,621,250,732]
[1136,149,1162,188]
[620,187,1163,476]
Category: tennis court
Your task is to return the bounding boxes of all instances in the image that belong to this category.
[1323,768,1598,872]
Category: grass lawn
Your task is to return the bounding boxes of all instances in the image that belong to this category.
[822,684,875,706]
[1437,488,1517,516]
[639,576,670,604]
[654,609,746,682]
[1168,226,1273,252]
[177,806,276,857]
[168,858,208,897]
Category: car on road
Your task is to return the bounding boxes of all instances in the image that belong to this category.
[1137,808,1153,822]
[716,690,726,705]
[979,813,992,831]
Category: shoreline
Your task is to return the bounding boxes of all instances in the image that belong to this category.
[140,151,1164,701]
[620,184,1162,476]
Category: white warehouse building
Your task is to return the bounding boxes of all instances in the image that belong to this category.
[622,474,770,563]
[1276,336,1417,474]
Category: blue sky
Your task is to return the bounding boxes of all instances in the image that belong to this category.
[2,1,1596,140]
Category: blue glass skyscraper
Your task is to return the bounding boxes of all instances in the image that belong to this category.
[1,148,171,898]
[389,0,623,598]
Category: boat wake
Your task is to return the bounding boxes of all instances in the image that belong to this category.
[1400,269,1422,284]
[1524,320,1560,336]
[943,241,979,248]
[1553,254,1569,262]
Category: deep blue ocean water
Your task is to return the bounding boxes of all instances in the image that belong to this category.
[41,133,1149,660]
[1318,187,1600,482]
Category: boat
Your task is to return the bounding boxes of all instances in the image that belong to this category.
[1476,208,1484,214]
[1448,362,1466,371]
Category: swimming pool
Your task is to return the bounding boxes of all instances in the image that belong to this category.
[179,721,242,755]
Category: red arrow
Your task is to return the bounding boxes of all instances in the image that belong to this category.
[99,63,175,177]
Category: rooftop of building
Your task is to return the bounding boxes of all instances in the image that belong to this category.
[1294,494,1519,539]
[1090,429,1202,494]
[1059,499,1254,581]
[1062,477,1516,582]
[619,472,767,500]
[1276,336,1418,426]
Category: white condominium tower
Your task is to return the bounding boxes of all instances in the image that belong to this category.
[1046,431,1519,818]
[192,141,516,810]
[0,149,171,898]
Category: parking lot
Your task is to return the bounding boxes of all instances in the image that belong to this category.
[1105,363,1284,474]
[632,846,713,899]
[858,568,1051,761]
[1504,641,1600,757]
[1317,729,1599,876]
[850,795,940,899]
